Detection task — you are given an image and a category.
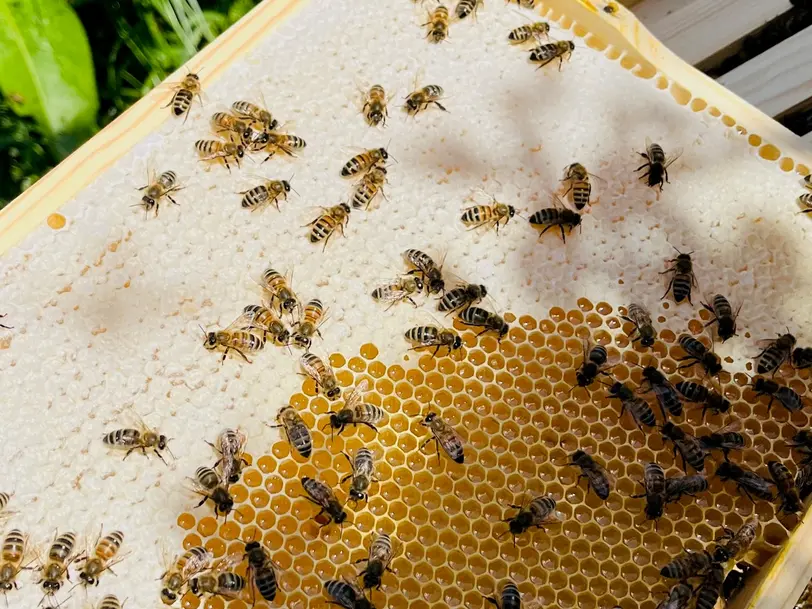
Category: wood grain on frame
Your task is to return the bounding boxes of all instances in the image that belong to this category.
[0,0,306,256]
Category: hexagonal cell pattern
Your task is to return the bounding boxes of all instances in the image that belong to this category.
[173,300,811,609]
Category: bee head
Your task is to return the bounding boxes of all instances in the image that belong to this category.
[712,547,731,563]
[236,145,245,158]
[429,278,445,294]
[339,203,352,215]
[158,435,170,450]
[567,41,575,51]
[281,298,298,314]
[282,180,292,193]
[217,497,234,515]
[203,332,219,350]
[293,334,312,350]
[413,277,424,291]
[752,377,767,392]
[0,582,12,591]
[422,412,437,425]
[42,580,61,592]
[334,510,347,524]
[276,328,291,345]
[570,449,587,464]
[369,111,383,125]
[79,572,96,586]
[244,541,260,553]
[141,195,156,209]
[497,322,509,340]
[715,462,736,479]
[640,334,655,348]
[452,335,463,350]
[255,131,270,145]
[378,148,389,161]
[349,489,368,502]
[268,118,280,131]
[326,387,342,400]
[161,589,178,604]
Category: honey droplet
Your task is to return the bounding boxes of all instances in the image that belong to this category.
[47,213,66,230]
[197,517,217,537]
[360,343,379,359]
[177,513,195,530]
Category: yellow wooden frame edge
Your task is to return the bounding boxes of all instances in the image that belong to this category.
[528,6,812,609]
[0,0,307,256]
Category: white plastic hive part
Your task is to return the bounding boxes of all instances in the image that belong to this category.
[0,0,811,607]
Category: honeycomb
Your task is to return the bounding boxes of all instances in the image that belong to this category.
[173,300,811,609]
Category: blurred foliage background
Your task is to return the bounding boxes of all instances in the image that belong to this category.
[0,0,260,208]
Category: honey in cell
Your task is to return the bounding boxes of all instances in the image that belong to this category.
[172,301,810,609]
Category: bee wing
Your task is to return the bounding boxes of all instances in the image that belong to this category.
[644,136,654,152]
[224,312,259,332]
[123,408,158,437]
[587,170,607,186]
[375,285,411,302]
[300,355,328,384]
[344,379,370,409]
[663,148,683,169]
[599,462,617,487]
[718,419,742,434]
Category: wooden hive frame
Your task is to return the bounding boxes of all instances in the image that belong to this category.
[0,1,811,607]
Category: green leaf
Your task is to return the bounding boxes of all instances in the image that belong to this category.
[0,0,98,142]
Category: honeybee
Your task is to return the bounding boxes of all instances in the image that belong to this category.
[201,322,266,363]
[371,276,424,309]
[702,294,739,342]
[160,546,214,605]
[607,382,657,429]
[269,406,312,458]
[301,352,341,400]
[78,529,125,586]
[752,376,805,412]
[0,493,9,514]
[244,537,278,602]
[189,556,246,598]
[503,495,557,543]
[723,564,755,604]
[404,84,447,115]
[209,428,247,484]
[713,517,758,562]
[137,170,182,216]
[697,424,745,461]
[211,111,266,149]
[633,462,665,521]
[195,139,245,172]
[788,429,812,461]
[508,21,550,44]
[569,450,611,500]
[792,346,812,369]
[664,474,708,503]
[362,85,391,127]
[260,267,301,319]
[768,461,802,514]
[96,594,124,609]
[261,132,307,161]
[622,303,657,348]
[307,203,352,250]
[484,581,521,609]
[166,72,202,121]
[660,549,713,580]
[351,166,388,210]
[661,422,706,472]
[324,579,376,609]
[357,532,394,591]
[695,563,724,609]
[324,379,386,437]
[460,193,516,233]
[102,411,172,464]
[658,583,692,609]
[636,138,682,190]
[0,528,27,594]
[799,192,812,211]
[192,466,235,518]
[528,207,581,242]
[675,381,731,418]
[404,324,463,358]
[574,344,611,388]
[404,248,445,294]
[419,409,465,464]
[231,100,279,131]
[677,334,723,376]
[562,162,602,210]
[239,177,292,212]
[36,531,79,604]
[755,332,796,375]
[438,283,487,315]
[235,304,290,346]
[424,5,450,42]
[716,462,774,502]
[638,363,683,418]
[459,306,509,340]
[661,248,697,304]
[292,298,327,350]
[341,148,390,178]
[341,447,377,503]
[529,40,575,70]
[301,477,348,526]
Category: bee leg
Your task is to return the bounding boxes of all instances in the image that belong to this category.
[360,422,379,432]
[222,157,232,173]
[196,495,209,508]
[559,225,567,243]
[433,101,448,112]
[167,195,179,206]
[155,450,168,465]
[123,446,139,461]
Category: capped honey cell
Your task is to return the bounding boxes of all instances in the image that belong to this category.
[169,306,805,609]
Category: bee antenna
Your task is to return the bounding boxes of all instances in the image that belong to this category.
[198,324,208,337]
